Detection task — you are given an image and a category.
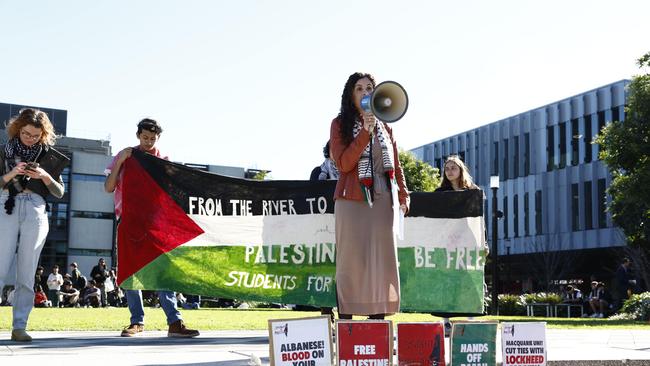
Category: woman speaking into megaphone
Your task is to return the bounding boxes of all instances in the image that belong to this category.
[329,72,410,320]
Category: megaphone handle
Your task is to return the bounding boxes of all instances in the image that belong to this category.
[368,134,374,194]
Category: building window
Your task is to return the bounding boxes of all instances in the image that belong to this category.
[434,145,441,172]
[584,115,592,163]
[558,122,566,169]
[621,105,626,121]
[465,133,471,166]
[513,194,519,238]
[513,136,520,178]
[572,183,580,231]
[484,200,489,235]
[612,106,620,122]
[68,248,112,257]
[524,192,530,236]
[47,203,68,230]
[40,240,68,271]
[524,133,530,176]
[72,173,106,182]
[0,103,10,123]
[571,118,579,166]
[70,211,115,219]
[597,110,606,134]
[61,167,70,187]
[584,181,593,230]
[503,196,508,238]
[503,139,509,180]
[492,141,499,176]
[475,131,480,183]
[547,126,554,171]
[535,190,542,235]
[598,178,607,228]
[596,110,609,161]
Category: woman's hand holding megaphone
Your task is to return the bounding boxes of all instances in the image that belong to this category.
[362,112,377,135]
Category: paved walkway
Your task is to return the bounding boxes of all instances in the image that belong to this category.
[1,329,649,365]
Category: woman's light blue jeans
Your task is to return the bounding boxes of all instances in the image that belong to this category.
[0,192,49,330]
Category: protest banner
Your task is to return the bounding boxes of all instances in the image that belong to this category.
[116,150,487,313]
[337,320,393,366]
[450,321,497,366]
[397,322,446,366]
[268,316,333,366]
[501,322,547,366]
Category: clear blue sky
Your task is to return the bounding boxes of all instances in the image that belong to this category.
[1,1,648,179]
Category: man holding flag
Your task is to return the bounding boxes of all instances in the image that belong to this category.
[104,118,199,338]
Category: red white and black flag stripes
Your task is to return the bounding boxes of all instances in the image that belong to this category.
[116,150,486,314]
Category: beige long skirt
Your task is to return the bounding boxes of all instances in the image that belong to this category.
[335,191,400,316]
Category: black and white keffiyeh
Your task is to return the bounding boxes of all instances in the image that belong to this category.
[352,119,396,206]
[3,137,43,214]
[4,137,42,171]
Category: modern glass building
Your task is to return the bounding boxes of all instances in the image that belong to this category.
[0,102,67,136]
[410,80,629,292]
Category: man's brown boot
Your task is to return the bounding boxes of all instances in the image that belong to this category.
[168,320,199,338]
[120,324,144,337]
[11,329,32,342]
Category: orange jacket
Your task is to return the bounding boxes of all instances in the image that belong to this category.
[329,117,410,210]
[34,291,48,305]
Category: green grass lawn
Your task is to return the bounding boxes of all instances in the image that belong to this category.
[1,307,647,331]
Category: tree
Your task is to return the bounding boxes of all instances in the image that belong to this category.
[398,150,441,192]
[251,170,270,180]
[526,236,580,293]
[596,52,650,291]
[595,52,650,249]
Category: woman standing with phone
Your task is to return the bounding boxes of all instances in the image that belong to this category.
[0,108,65,342]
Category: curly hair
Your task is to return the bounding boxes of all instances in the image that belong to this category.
[337,72,376,145]
[322,141,331,159]
[439,155,477,190]
[137,118,163,135]
[5,108,57,146]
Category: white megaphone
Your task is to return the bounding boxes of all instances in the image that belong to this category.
[360,81,409,123]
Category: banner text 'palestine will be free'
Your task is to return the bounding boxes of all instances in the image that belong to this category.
[117,150,487,314]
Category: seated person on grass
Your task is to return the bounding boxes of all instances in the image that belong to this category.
[59,280,80,307]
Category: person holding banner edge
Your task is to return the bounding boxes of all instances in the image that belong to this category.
[104,118,199,338]
[329,72,410,319]
[436,155,479,192]
[0,108,66,342]
[432,155,484,335]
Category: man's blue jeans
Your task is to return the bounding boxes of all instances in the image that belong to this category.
[125,289,181,325]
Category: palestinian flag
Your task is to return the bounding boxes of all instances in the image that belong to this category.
[117,149,486,314]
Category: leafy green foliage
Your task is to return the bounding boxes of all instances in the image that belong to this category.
[497,294,526,316]
[595,51,650,248]
[617,292,650,321]
[398,150,441,192]
[251,170,270,180]
[522,292,563,305]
